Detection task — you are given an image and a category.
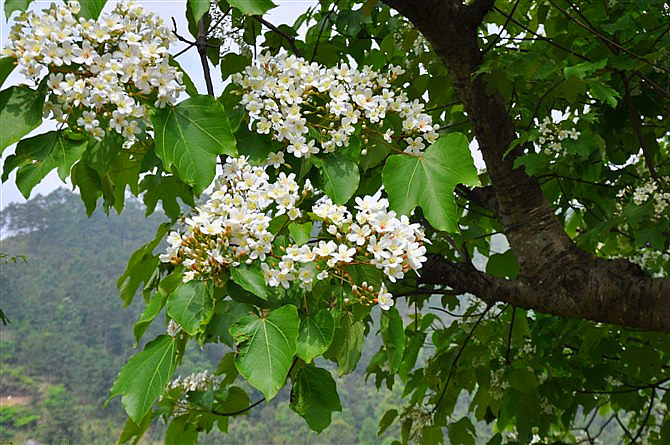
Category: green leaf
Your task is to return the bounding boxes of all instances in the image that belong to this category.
[485,250,520,279]
[564,59,607,79]
[108,335,178,423]
[118,223,170,306]
[4,0,31,18]
[378,409,398,435]
[83,131,123,174]
[76,0,107,20]
[230,263,268,299]
[296,309,335,363]
[134,290,169,346]
[0,86,45,154]
[589,80,620,107]
[448,416,475,445]
[187,0,209,23]
[229,304,299,400]
[118,411,155,445]
[107,150,142,214]
[235,126,276,165]
[316,154,360,204]
[228,0,277,15]
[167,280,213,335]
[288,222,312,246]
[324,312,364,376]
[214,352,239,386]
[382,133,479,232]
[140,174,195,221]
[3,130,87,198]
[221,53,252,80]
[0,57,16,88]
[381,307,405,373]
[151,95,237,195]
[71,161,102,216]
[290,364,342,433]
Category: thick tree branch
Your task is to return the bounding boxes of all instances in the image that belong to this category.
[382,0,670,332]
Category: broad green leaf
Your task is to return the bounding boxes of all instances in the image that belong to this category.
[485,250,520,279]
[316,154,360,204]
[229,304,299,400]
[381,307,405,373]
[165,417,198,445]
[118,411,156,445]
[378,409,398,435]
[228,0,277,15]
[108,149,142,214]
[76,0,107,19]
[589,79,620,107]
[151,95,237,195]
[290,364,342,433]
[296,309,334,363]
[288,222,312,246]
[230,263,268,299]
[3,0,31,18]
[108,335,178,423]
[3,130,87,198]
[448,416,476,445]
[0,57,16,88]
[71,161,102,216]
[0,86,45,154]
[382,133,479,232]
[563,59,607,80]
[167,280,213,335]
[118,223,170,306]
[206,301,248,346]
[187,0,209,23]
[235,126,277,165]
[140,174,195,221]
[324,312,364,376]
[221,53,252,80]
[214,352,239,386]
[134,290,169,346]
[83,131,123,174]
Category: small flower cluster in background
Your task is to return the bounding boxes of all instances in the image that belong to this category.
[161,157,427,310]
[4,1,184,142]
[617,176,670,219]
[233,53,440,159]
[537,116,580,157]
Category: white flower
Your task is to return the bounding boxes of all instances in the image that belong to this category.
[377,284,394,310]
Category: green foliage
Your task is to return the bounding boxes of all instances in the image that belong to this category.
[151,95,237,195]
[290,364,342,433]
[0,85,45,154]
[229,305,300,400]
[383,133,479,232]
[296,309,335,363]
[167,281,214,335]
[228,0,277,16]
[76,0,107,20]
[108,335,178,423]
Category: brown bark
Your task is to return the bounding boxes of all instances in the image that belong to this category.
[383,0,670,332]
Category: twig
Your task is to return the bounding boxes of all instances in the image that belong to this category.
[430,304,492,414]
[630,390,655,444]
[621,72,658,181]
[482,0,522,55]
[252,15,302,57]
[311,0,341,62]
[505,307,516,365]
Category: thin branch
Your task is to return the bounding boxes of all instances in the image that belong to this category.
[482,0,522,55]
[614,412,634,443]
[252,15,302,57]
[548,0,669,74]
[430,304,492,414]
[621,72,658,180]
[505,307,516,365]
[171,17,196,45]
[631,390,655,444]
[311,0,341,63]
[207,6,232,35]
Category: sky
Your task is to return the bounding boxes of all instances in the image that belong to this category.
[0,0,317,210]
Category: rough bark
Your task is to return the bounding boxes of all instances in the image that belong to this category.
[383,0,670,332]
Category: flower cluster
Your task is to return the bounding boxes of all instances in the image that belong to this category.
[168,370,220,393]
[160,156,309,284]
[537,116,580,156]
[633,178,670,217]
[161,157,427,310]
[233,53,439,159]
[262,193,428,310]
[4,1,184,142]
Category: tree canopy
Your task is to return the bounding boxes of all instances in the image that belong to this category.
[1,0,669,443]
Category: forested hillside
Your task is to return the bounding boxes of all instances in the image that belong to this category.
[0,189,409,444]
